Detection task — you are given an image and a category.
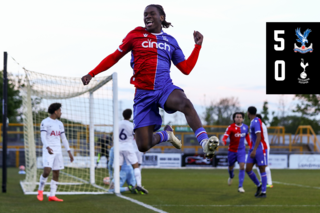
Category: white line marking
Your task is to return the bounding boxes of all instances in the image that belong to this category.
[20,181,111,195]
[60,171,89,184]
[24,182,83,185]
[117,193,168,213]
[273,181,320,190]
[152,205,320,207]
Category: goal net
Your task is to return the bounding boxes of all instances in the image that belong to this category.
[19,68,120,195]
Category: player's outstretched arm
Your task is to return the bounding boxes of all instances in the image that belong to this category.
[175,31,204,75]
[81,50,125,85]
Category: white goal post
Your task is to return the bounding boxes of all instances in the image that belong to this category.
[20,69,120,195]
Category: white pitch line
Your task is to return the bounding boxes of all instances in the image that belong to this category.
[152,205,320,207]
[60,171,89,184]
[273,181,320,190]
[116,193,168,213]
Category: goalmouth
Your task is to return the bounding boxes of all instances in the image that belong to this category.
[19,68,120,195]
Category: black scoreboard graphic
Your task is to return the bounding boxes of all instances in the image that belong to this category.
[266,23,320,94]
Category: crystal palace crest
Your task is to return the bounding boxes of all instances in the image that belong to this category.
[294,28,313,54]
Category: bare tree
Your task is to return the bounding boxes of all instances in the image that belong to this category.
[203,97,241,125]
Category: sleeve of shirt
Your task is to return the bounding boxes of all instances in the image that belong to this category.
[253,120,261,134]
[171,39,186,65]
[245,133,252,148]
[222,126,232,145]
[117,31,135,54]
[174,44,202,75]
[88,31,134,77]
[40,121,48,148]
[60,123,71,151]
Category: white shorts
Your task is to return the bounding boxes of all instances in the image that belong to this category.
[119,150,138,166]
[136,151,143,165]
[43,151,64,170]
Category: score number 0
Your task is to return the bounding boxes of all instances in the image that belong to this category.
[274,30,285,81]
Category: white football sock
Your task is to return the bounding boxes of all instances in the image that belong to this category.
[165,131,169,141]
[139,167,142,183]
[38,175,48,191]
[50,180,58,197]
[266,166,272,185]
[134,168,141,187]
[201,139,207,150]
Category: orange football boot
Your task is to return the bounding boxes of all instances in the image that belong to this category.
[37,190,43,201]
[48,196,63,202]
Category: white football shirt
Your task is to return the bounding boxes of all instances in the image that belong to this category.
[40,117,66,153]
[261,122,270,149]
[118,120,135,151]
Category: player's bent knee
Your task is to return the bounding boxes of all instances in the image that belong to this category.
[179,98,194,113]
[137,143,149,152]
[42,172,50,178]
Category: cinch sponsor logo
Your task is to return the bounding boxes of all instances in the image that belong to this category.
[142,39,170,51]
[235,133,246,137]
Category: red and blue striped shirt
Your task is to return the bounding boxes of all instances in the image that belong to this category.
[222,123,251,152]
[88,27,201,90]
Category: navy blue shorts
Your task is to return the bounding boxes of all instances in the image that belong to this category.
[228,149,246,166]
[246,148,268,166]
[133,83,183,132]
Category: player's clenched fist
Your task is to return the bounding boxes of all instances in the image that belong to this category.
[193,31,203,46]
[81,74,92,85]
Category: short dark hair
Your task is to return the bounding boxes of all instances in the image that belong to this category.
[256,114,262,120]
[146,4,173,28]
[123,109,132,120]
[256,114,264,123]
[48,103,61,114]
[247,106,257,115]
[233,112,244,122]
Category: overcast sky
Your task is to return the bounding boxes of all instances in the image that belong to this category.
[1,0,319,124]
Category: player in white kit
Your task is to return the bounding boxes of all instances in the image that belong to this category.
[37,103,74,202]
[256,114,273,188]
[119,109,148,194]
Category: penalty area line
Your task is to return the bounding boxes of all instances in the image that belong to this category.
[116,193,168,213]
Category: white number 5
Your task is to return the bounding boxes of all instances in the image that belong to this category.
[274,30,285,51]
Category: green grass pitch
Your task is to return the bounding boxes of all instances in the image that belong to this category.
[1,168,320,213]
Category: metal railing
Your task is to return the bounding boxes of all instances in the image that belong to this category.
[0,123,317,167]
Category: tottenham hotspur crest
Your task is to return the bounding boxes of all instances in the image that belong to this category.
[298,58,310,84]
[294,28,313,53]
